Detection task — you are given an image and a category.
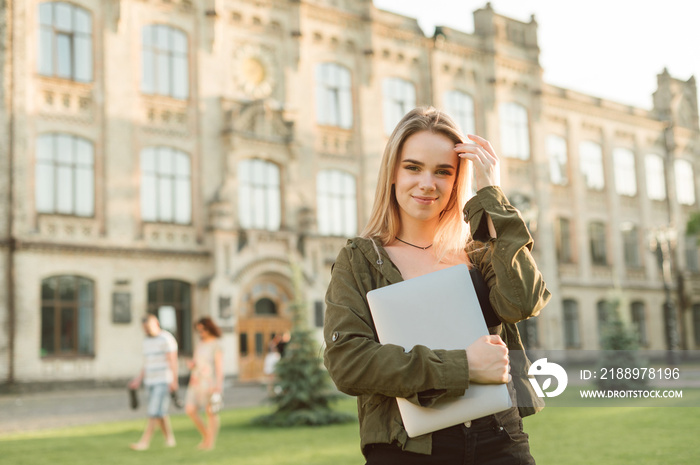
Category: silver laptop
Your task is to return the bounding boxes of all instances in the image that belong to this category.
[366,264,512,438]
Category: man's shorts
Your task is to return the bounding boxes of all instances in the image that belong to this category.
[146,383,171,418]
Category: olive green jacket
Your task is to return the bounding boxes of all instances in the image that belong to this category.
[323,186,551,455]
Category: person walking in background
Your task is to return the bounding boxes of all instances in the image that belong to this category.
[128,314,179,451]
[263,334,282,395]
[275,331,291,358]
[185,317,224,450]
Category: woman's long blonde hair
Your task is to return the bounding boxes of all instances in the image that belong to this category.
[361,106,471,259]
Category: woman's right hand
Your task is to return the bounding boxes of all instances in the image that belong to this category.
[465,335,511,384]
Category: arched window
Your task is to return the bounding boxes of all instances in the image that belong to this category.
[317,170,357,237]
[579,141,604,190]
[142,24,189,99]
[563,299,580,348]
[316,63,353,128]
[41,276,94,356]
[238,159,281,231]
[36,133,94,217]
[255,298,278,316]
[38,2,92,82]
[546,135,568,185]
[382,77,415,135]
[140,147,191,224]
[499,102,530,160]
[147,279,192,354]
[613,148,637,196]
[443,90,475,136]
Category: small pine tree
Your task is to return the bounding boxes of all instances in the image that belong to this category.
[253,261,354,427]
[595,300,648,391]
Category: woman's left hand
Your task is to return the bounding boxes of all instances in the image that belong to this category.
[454,135,500,191]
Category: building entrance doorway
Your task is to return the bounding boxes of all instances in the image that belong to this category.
[237,280,292,381]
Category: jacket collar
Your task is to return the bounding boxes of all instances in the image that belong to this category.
[347,237,404,285]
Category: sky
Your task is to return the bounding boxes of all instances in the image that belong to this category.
[373,0,700,111]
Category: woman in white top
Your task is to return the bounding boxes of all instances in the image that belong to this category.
[185,316,224,450]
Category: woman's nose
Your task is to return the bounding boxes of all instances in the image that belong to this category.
[419,173,436,190]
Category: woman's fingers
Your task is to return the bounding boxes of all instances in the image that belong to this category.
[454,135,501,189]
[455,137,498,162]
[467,134,498,159]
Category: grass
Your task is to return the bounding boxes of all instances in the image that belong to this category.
[2,392,699,465]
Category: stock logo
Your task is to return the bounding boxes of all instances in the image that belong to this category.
[528,358,568,398]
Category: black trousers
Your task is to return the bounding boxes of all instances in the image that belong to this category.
[364,408,535,465]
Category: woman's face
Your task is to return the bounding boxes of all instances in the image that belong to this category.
[195,324,208,339]
[393,130,459,227]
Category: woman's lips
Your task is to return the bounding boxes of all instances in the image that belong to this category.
[412,195,437,205]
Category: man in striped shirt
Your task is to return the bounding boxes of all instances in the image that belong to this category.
[129,314,179,450]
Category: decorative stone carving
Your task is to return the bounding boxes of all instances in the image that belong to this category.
[232,44,276,99]
[224,99,294,144]
[37,78,94,124]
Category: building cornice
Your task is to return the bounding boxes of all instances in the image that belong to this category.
[14,240,211,261]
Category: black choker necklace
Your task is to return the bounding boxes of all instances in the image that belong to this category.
[396,237,433,250]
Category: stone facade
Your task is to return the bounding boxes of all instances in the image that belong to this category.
[1,0,699,386]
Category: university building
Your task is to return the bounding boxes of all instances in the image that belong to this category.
[1,0,699,386]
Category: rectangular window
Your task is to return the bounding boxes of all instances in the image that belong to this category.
[317,170,357,237]
[589,222,608,266]
[693,304,700,347]
[36,134,94,217]
[546,135,568,185]
[621,223,640,268]
[40,276,94,357]
[499,102,530,160]
[443,90,475,136]
[382,78,415,136]
[255,332,264,357]
[555,217,573,263]
[239,333,249,356]
[140,147,192,224]
[645,154,666,201]
[142,24,189,99]
[516,318,538,348]
[675,159,696,205]
[563,300,580,349]
[238,159,281,231]
[316,63,353,129]
[631,302,648,347]
[613,148,637,196]
[580,141,605,190]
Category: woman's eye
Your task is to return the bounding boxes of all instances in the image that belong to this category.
[436,170,452,176]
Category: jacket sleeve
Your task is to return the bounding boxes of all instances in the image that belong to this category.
[323,246,470,405]
[464,186,551,324]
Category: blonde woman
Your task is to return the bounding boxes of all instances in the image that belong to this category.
[185,317,223,450]
[323,107,550,464]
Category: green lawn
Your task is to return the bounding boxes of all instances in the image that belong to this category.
[2,393,698,465]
